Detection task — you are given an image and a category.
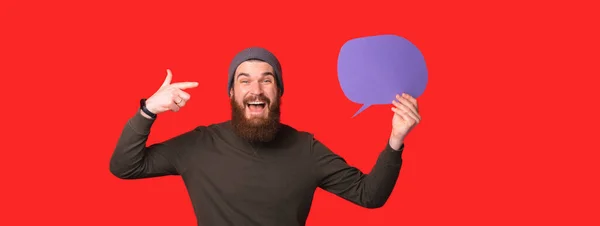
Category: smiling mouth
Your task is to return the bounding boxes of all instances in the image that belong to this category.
[246,101,267,113]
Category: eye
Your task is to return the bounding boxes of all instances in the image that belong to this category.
[263,79,272,83]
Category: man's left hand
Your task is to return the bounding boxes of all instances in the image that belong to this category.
[389,93,421,150]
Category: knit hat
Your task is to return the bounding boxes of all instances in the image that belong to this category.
[227,47,283,96]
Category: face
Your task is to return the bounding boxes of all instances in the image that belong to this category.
[230,60,282,143]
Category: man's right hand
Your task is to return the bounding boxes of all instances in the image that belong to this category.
[142,69,199,118]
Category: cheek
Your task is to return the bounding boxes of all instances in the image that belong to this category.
[232,94,244,106]
[265,87,279,98]
[234,89,246,100]
[236,97,245,106]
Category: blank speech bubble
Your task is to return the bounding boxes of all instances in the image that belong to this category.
[337,34,428,118]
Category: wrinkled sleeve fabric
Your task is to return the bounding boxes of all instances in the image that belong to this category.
[109,110,195,179]
[312,136,404,208]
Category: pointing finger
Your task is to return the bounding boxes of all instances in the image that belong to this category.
[161,69,173,88]
[171,82,199,90]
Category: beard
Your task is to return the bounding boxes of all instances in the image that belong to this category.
[230,93,281,143]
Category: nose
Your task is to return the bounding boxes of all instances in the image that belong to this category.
[249,80,263,95]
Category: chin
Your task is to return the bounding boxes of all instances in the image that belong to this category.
[245,112,269,121]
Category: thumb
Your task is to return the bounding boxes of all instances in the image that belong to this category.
[161,69,173,88]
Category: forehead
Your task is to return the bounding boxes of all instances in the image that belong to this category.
[235,60,274,76]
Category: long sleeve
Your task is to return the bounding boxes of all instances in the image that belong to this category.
[109,110,193,179]
[312,137,404,208]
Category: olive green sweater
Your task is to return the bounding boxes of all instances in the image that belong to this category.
[109,110,404,226]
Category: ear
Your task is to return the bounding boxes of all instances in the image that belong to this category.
[229,88,234,98]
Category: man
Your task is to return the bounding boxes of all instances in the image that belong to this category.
[110,47,421,226]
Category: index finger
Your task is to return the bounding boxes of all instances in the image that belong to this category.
[171,81,199,90]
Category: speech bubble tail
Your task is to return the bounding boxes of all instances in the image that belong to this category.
[352,104,370,118]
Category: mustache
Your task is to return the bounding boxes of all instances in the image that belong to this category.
[243,95,271,105]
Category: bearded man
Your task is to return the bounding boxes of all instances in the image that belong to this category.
[109,47,421,226]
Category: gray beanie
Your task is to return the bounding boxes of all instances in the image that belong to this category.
[228,46,283,96]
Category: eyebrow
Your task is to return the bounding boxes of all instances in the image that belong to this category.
[236,72,275,78]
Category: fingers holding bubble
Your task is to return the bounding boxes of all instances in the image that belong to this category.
[402,93,418,111]
[395,94,420,121]
[392,99,420,123]
[391,105,413,124]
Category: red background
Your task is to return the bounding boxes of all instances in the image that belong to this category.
[2,0,599,225]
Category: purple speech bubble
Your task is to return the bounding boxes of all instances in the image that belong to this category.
[337,34,428,118]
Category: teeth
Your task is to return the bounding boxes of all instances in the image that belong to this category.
[248,102,265,105]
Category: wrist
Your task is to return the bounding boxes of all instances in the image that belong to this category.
[144,104,158,115]
[140,99,157,119]
[140,109,155,119]
[388,134,405,151]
